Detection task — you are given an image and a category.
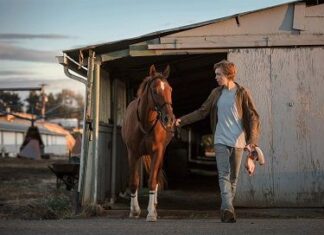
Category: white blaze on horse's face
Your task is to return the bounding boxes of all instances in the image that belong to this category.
[155,79,172,104]
[160,81,165,91]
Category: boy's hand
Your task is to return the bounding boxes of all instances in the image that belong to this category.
[245,157,255,176]
[244,144,255,154]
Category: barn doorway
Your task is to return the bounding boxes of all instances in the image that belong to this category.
[105,53,227,193]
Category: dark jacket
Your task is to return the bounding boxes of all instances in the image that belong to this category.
[180,83,260,146]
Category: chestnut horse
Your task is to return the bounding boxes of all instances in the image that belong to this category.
[121,65,174,221]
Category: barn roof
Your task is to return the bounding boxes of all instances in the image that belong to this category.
[0,118,65,136]
[63,0,305,60]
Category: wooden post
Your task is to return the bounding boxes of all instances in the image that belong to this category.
[93,60,101,203]
[79,49,95,204]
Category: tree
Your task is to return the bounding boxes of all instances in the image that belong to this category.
[0,91,24,112]
[24,89,84,121]
[45,89,84,121]
[25,91,42,116]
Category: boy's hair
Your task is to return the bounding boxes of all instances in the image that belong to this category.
[213,60,237,81]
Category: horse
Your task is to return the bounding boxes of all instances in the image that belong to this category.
[121,64,175,222]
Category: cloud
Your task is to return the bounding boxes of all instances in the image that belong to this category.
[0,76,68,84]
[0,78,85,95]
[0,78,52,91]
[0,70,36,76]
[0,33,72,40]
[0,43,58,63]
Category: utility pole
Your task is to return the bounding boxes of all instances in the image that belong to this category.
[40,84,47,120]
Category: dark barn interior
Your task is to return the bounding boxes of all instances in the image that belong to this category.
[105,53,226,133]
[104,53,227,189]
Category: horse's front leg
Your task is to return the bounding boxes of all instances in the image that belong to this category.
[128,153,141,218]
[146,149,164,222]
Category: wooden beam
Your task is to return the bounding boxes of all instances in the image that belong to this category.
[160,35,270,44]
[100,49,130,62]
[129,41,157,57]
[100,42,158,61]
[130,39,221,57]
[154,48,228,55]
[130,41,227,56]
[151,34,324,49]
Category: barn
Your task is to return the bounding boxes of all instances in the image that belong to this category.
[0,113,74,158]
[58,0,324,207]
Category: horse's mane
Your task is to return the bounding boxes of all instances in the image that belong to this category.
[136,73,167,97]
[136,76,152,97]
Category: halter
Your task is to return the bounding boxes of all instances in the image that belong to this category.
[136,77,175,135]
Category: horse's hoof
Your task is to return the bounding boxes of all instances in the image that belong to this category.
[129,214,140,218]
[146,214,157,222]
[129,209,141,218]
[146,211,157,222]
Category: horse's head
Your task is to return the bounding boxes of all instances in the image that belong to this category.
[148,65,174,130]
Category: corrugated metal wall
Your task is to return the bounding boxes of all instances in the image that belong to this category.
[229,47,324,207]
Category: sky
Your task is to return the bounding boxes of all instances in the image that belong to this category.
[0,0,293,102]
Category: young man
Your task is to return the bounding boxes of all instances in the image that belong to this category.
[175,60,261,223]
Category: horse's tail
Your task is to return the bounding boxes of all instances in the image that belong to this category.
[142,155,167,190]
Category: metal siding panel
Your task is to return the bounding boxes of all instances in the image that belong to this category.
[308,47,324,205]
[229,47,324,207]
[271,48,301,206]
[271,47,324,207]
[229,49,274,207]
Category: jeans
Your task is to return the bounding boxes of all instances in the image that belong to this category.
[215,144,243,212]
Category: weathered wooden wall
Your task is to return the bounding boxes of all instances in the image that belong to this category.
[99,69,111,123]
[230,47,324,207]
[97,74,128,202]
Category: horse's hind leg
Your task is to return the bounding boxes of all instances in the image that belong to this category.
[128,154,141,218]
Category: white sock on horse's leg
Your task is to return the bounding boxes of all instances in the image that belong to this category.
[148,190,156,212]
[131,190,140,209]
[130,190,141,217]
[147,189,157,221]
[154,184,158,205]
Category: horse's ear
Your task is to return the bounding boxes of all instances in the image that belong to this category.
[163,65,170,79]
[149,64,156,77]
